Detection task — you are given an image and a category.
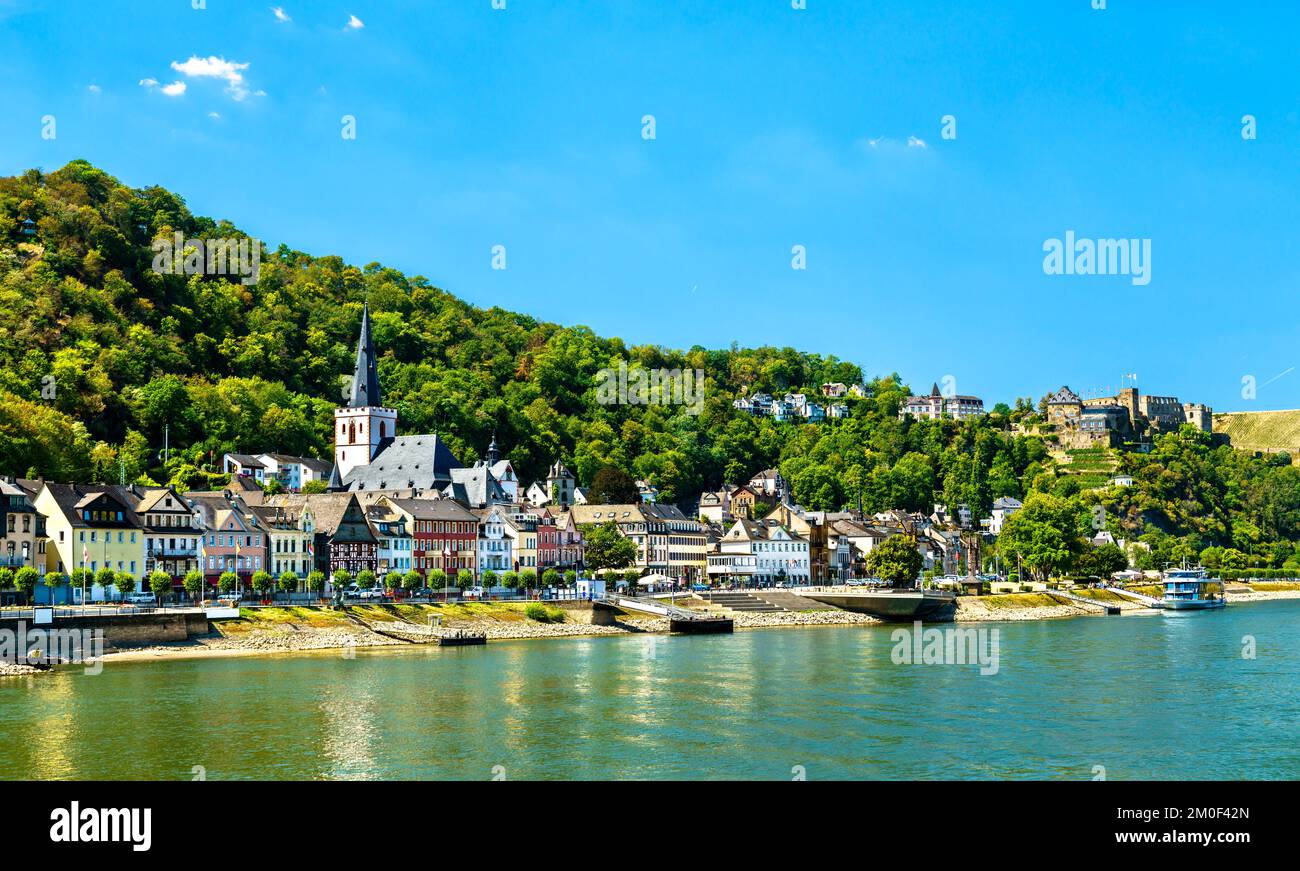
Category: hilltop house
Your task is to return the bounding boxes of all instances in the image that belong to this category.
[900,383,985,421]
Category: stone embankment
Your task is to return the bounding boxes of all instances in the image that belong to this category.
[955,591,1147,622]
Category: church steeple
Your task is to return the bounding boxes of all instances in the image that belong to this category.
[348,304,382,409]
[485,432,500,466]
[334,303,397,482]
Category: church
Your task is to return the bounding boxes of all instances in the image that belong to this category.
[327,305,516,507]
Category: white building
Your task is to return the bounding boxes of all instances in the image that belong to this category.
[989,497,1023,535]
[475,506,514,577]
[708,519,809,586]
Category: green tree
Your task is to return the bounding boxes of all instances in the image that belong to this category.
[429,568,448,591]
[250,570,274,598]
[564,569,577,586]
[863,535,924,588]
[582,522,638,571]
[482,570,499,589]
[43,571,67,603]
[402,570,422,592]
[542,568,561,588]
[456,568,474,589]
[520,569,537,593]
[1075,543,1128,579]
[307,570,327,598]
[183,569,205,602]
[332,570,352,592]
[357,569,376,588]
[115,571,138,596]
[384,571,402,592]
[279,570,300,596]
[501,570,519,590]
[13,566,39,601]
[997,493,1088,583]
[218,571,238,594]
[94,566,117,596]
[587,466,639,503]
[148,570,172,603]
[0,568,12,590]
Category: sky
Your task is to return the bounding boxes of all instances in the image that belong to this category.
[2,0,1299,413]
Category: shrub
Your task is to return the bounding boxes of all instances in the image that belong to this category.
[524,602,565,624]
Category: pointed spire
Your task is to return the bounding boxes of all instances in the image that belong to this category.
[485,431,500,466]
[327,463,344,492]
[930,382,941,397]
[348,303,382,409]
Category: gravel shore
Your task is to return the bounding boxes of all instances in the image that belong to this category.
[0,661,45,677]
[47,589,1300,669]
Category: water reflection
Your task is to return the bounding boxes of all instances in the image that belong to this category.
[2,601,1298,780]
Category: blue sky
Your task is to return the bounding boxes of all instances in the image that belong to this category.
[2,0,1298,412]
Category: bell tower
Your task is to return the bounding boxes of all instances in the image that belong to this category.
[334,304,397,481]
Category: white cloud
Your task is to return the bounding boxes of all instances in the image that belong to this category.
[87,84,101,94]
[346,14,364,29]
[170,55,257,101]
[208,111,221,119]
[139,78,186,97]
[272,6,290,22]
[856,135,930,152]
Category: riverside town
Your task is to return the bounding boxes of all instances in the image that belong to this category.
[0,3,1295,843]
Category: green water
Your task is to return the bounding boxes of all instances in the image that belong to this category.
[2,600,1298,780]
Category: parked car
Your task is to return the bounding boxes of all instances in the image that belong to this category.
[216,592,241,605]
[125,593,157,605]
[845,579,866,587]
[691,584,710,592]
[357,587,385,601]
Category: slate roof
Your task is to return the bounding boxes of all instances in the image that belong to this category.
[340,434,462,493]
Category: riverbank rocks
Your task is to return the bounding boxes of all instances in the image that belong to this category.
[0,661,44,677]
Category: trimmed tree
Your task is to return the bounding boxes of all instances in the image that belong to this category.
[402,570,422,593]
[384,571,403,593]
[13,566,39,601]
[279,571,300,597]
[115,571,137,596]
[44,571,67,603]
[183,569,205,602]
[502,570,519,591]
[0,568,13,591]
[218,571,238,595]
[148,570,172,604]
[564,569,577,587]
[357,569,377,589]
[306,570,327,600]
[520,569,537,595]
[481,570,498,591]
[542,568,561,589]
[250,570,274,599]
[456,568,474,590]
[429,568,448,592]
[95,567,118,599]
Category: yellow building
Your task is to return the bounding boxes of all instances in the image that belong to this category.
[34,483,145,599]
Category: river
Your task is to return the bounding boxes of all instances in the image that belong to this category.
[2,600,1298,780]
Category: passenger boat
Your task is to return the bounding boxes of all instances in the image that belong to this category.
[1159,567,1226,611]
